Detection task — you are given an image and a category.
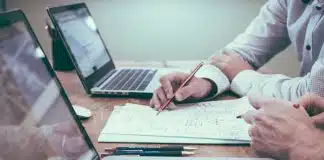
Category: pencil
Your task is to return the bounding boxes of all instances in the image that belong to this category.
[111,150,195,156]
[105,146,198,152]
[156,62,204,115]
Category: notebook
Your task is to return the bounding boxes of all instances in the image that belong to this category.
[99,97,253,144]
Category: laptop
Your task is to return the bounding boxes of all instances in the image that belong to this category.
[46,2,181,98]
[0,9,100,159]
[0,9,276,160]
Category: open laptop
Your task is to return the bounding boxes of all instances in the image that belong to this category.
[0,9,99,159]
[46,2,180,98]
[0,9,273,160]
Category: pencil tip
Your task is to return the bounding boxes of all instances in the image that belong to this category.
[236,115,242,119]
[183,146,198,150]
[156,111,161,116]
[100,153,110,158]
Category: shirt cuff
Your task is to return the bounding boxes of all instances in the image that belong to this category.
[194,64,230,98]
[230,70,267,96]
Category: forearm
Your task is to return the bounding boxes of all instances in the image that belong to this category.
[230,70,310,101]
[288,128,324,160]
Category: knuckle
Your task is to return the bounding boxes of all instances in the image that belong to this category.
[254,113,265,122]
[153,89,160,95]
[156,87,162,92]
[159,76,167,83]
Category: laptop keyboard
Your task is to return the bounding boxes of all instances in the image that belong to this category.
[102,69,157,91]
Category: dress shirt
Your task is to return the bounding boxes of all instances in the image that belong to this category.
[198,0,324,101]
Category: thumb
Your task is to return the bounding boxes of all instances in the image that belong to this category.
[248,93,291,110]
[242,109,261,125]
[175,85,195,101]
[312,113,324,127]
[247,93,274,110]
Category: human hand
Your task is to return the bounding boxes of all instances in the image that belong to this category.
[42,122,88,159]
[242,94,320,160]
[210,50,253,81]
[298,93,324,128]
[150,72,212,109]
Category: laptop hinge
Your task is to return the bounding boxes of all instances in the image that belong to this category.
[93,69,117,88]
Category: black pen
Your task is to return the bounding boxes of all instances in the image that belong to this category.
[111,150,195,156]
[105,146,197,152]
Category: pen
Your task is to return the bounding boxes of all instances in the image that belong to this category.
[105,146,198,152]
[236,103,301,119]
[156,62,204,115]
[111,150,195,156]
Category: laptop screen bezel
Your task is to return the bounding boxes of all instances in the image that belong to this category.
[0,9,100,160]
[47,3,116,94]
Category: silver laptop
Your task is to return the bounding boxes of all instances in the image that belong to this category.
[47,3,179,98]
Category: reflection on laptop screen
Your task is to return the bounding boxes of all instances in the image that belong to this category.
[53,7,111,78]
[0,19,96,159]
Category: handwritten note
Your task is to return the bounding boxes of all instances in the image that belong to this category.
[101,97,253,141]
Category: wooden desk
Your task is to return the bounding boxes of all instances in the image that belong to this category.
[55,61,252,158]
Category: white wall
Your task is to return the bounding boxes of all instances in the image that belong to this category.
[7,0,299,76]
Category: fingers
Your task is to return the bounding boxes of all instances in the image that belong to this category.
[166,102,177,110]
[242,110,259,125]
[150,91,161,108]
[298,93,321,107]
[248,126,258,137]
[159,72,189,98]
[243,109,275,129]
[175,85,196,102]
[156,87,167,105]
[311,113,324,127]
[150,87,177,110]
[160,77,174,99]
[248,94,275,110]
[247,93,291,110]
[298,93,324,113]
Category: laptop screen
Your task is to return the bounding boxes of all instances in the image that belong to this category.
[0,11,98,159]
[52,6,111,78]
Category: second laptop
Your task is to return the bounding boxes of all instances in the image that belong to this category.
[47,3,182,98]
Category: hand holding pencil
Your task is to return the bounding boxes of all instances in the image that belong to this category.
[150,62,214,112]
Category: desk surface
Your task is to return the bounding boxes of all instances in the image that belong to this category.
[55,61,253,158]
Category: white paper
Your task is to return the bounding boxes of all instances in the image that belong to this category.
[100,97,253,141]
[98,133,249,144]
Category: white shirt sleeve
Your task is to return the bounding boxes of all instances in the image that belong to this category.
[199,0,290,99]
[225,0,291,68]
[194,64,230,98]
[231,56,324,101]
